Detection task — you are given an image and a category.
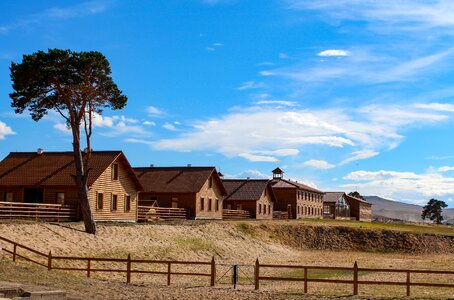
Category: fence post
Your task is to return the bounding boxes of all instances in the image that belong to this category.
[12,244,17,262]
[87,259,91,278]
[47,251,52,270]
[304,267,308,293]
[254,258,259,290]
[167,262,171,286]
[126,254,131,284]
[210,256,216,287]
[406,271,411,297]
[353,261,358,296]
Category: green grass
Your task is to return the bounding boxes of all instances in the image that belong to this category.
[295,218,454,236]
[235,223,256,236]
[175,237,215,251]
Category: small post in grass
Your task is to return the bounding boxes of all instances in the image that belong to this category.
[353,261,358,296]
[87,258,91,278]
[167,262,171,286]
[126,254,131,284]
[210,256,216,287]
[254,258,260,290]
[304,267,308,293]
[47,251,52,270]
[12,244,17,262]
[406,271,411,297]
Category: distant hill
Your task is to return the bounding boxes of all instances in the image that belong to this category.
[364,196,454,223]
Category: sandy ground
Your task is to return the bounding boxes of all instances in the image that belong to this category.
[0,220,453,299]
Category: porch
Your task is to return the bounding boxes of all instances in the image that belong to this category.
[0,201,79,222]
[138,205,188,221]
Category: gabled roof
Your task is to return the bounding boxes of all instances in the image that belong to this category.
[222,179,275,202]
[271,178,323,193]
[133,166,227,195]
[323,192,345,203]
[323,192,372,206]
[272,167,284,174]
[0,151,142,189]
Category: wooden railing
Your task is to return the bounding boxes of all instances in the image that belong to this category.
[138,206,187,221]
[272,211,290,219]
[0,235,215,286]
[0,202,78,222]
[222,209,251,219]
[254,259,454,297]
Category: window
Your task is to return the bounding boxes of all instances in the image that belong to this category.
[125,195,131,212]
[215,199,219,211]
[208,198,212,211]
[264,205,267,215]
[297,206,300,214]
[268,205,271,214]
[200,198,205,211]
[112,163,119,180]
[111,194,118,210]
[97,193,104,209]
[5,192,13,202]
[56,192,65,204]
[259,204,262,214]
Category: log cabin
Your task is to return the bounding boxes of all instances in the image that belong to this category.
[270,168,324,219]
[222,179,275,219]
[323,192,372,221]
[133,166,226,219]
[0,150,142,221]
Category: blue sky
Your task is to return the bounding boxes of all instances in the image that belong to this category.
[1,0,454,207]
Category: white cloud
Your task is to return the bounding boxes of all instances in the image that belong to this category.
[279,53,289,59]
[143,121,156,126]
[317,49,350,57]
[162,122,178,131]
[0,121,15,140]
[225,169,270,179]
[343,169,454,200]
[237,81,266,90]
[254,100,297,107]
[438,166,454,172]
[415,102,454,112]
[303,159,335,169]
[151,102,453,162]
[146,106,165,116]
[54,123,71,135]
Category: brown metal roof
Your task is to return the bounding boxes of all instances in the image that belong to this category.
[323,192,345,203]
[133,166,226,195]
[0,151,142,189]
[271,178,323,193]
[222,179,275,202]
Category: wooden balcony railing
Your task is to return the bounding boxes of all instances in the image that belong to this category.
[138,206,187,221]
[222,209,251,219]
[0,202,79,222]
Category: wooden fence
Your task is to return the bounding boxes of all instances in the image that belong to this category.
[2,235,454,297]
[254,259,454,297]
[0,235,215,286]
[0,202,78,222]
[272,211,290,219]
[222,209,251,219]
[138,206,187,221]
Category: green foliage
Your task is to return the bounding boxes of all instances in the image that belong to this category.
[422,199,448,224]
[9,49,127,122]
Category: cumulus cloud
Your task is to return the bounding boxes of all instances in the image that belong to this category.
[317,49,350,57]
[146,106,165,116]
[0,121,15,140]
[302,159,335,169]
[225,169,270,179]
[438,166,454,172]
[415,102,454,112]
[151,102,453,162]
[342,169,454,201]
[162,122,178,131]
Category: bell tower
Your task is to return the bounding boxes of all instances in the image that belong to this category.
[272,167,284,179]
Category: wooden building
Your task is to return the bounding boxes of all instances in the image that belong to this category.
[0,150,142,221]
[323,192,372,221]
[270,168,324,219]
[222,179,275,219]
[134,166,226,219]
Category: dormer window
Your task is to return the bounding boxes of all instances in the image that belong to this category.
[112,163,119,180]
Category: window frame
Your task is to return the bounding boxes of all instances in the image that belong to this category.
[112,163,119,180]
[111,194,118,211]
[97,193,104,210]
[56,192,65,204]
[125,195,131,212]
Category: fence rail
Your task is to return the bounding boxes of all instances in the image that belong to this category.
[1,235,454,297]
[0,235,214,286]
[138,206,187,221]
[222,209,251,219]
[272,211,290,219]
[0,202,78,221]
[254,259,454,297]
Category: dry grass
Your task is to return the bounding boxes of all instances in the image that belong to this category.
[0,220,453,299]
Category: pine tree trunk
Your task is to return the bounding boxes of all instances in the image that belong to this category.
[72,126,97,234]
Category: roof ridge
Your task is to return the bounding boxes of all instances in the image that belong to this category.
[0,154,38,180]
[224,180,249,201]
[36,158,75,186]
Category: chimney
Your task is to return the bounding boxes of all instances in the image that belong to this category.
[149,164,154,168]
[187,164,192,167]
[37,148,44,155]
